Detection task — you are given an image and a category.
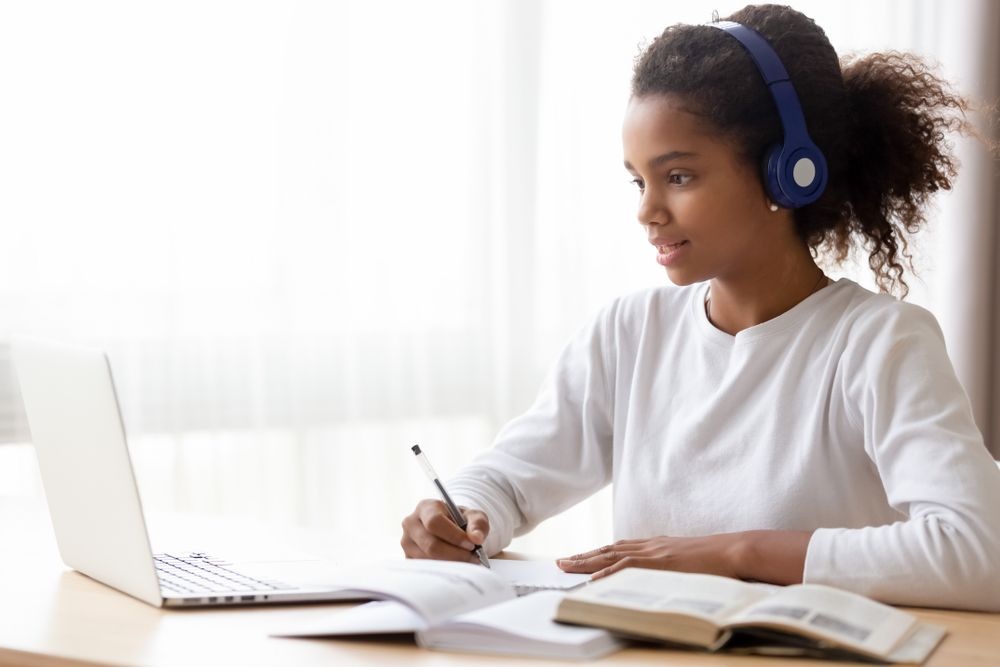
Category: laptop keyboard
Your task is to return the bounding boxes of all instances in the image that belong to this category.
[154,552,299,595]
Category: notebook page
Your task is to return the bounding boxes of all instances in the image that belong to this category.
[270,560,517,638]
[273,599,429,636]
[417,591,625,659]
[489,560,591,595]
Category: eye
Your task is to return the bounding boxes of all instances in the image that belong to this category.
[630,178,645,193]
[669,173,693,186]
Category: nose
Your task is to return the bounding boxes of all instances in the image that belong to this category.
[636,189,666,228]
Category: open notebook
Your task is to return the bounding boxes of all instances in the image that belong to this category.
[489,559,591,596]
[272,559,621,660]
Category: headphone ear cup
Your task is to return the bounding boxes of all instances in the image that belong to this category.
[760,143,789,208]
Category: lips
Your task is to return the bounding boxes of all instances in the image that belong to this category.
[654,239,689,267]
[651,240,689,254]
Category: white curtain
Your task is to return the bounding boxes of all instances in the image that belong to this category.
[921,0,1000,459]
[1,1,994,551]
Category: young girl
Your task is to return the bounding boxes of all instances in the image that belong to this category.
[400,4,1000,612]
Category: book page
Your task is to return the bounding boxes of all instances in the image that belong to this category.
[886,622,948,663]
[726,583,916,658]
[567,568,774,625]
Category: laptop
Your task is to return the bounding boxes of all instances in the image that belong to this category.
[12,335,360,608]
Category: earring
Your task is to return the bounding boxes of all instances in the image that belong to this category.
[768,202,779,212]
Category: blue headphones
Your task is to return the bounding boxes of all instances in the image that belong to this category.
[707,21,828,209]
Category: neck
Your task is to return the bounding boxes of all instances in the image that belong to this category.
[705,247,828,336]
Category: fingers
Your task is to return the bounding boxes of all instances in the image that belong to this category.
[400,516,478,562]
[412,530,481,562]
[463,508,490,545]
[400,534,423,559]
[557,553,616,574]
[400,499,486,563]
[563,540,643,562]
[419,500,476,549]
[593,556,656,580]
[557,553,654,578]
[557,541,644,573]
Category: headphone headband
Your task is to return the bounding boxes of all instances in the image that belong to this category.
[708,21,790,83]
[705,20,828,208]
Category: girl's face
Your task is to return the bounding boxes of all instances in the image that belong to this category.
[623,94,779,286]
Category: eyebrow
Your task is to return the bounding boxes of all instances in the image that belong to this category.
[624,150,700,171]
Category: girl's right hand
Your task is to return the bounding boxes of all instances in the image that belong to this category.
[400,499,490,564]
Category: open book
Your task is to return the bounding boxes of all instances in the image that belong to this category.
[555,569,947,664]
[272,559,623,660]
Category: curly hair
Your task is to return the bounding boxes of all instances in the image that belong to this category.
[631,4,982,299]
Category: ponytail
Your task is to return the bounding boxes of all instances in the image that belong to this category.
[821,52,975,299]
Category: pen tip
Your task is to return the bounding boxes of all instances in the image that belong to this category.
[411,444,421,455]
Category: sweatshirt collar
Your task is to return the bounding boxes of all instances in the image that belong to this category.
[693,277,847,346]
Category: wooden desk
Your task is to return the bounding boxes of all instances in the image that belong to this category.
[3,499,999,666]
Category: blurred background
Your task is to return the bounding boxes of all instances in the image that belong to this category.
[0,0,997,556]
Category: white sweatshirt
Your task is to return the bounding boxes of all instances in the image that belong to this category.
[448,278,1000,612]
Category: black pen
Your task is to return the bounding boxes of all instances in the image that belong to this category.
[411,444,490,569]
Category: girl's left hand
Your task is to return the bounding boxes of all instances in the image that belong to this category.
[556,533,744,581]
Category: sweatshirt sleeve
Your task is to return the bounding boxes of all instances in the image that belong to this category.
[803,301,1000,611]
[446,302,617,557]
